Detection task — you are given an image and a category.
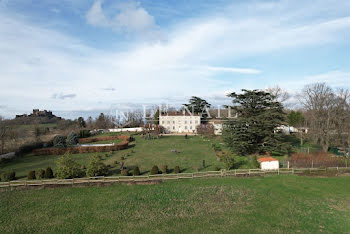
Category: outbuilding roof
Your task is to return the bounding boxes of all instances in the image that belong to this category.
[257,157,278,162]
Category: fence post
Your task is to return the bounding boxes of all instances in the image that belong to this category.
[234,169,237,176]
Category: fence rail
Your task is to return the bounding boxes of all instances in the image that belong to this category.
[1,167,350,189]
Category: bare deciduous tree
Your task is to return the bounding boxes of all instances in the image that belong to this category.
[299,83,350,152]
[0,116,10,154]
[266,86,290,104]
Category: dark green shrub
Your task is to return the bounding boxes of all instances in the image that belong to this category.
[161,165,168,174]
[53,135,66,148]
[86,154,109,177]
[133,167,140,176]
[66,131,78,146]
[214,166,221,171]
[120,156,125,161]
[174,166,181,174]
[114,160,119,165]
[36,169,45,179]
[45,167,54,178]
[15,141,48,157]
[27,170,36,180]
[151,165,159,175]
[55,153,83,179]
[121,169,129,176]
[79,129,91,138]
[0,171,16,181]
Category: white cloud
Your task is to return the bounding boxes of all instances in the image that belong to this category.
[86,0,158,36]
[86,0,109,27]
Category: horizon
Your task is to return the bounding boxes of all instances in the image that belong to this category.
[1,0,350,119]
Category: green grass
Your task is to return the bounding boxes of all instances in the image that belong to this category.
[106,135,221,173]
[0,153,94,179]
[0,175,350,233]
[0,135,223,177]
[83,139,124,145]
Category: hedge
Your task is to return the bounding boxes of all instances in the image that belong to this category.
[33,141,129,155]
[78,135,130,144]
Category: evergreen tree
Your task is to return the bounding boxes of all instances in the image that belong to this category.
[55,154,83,179]
[223,89,286,155]
[86,154,109,177]
[183,96,211,122]
[77,117,86,128]
[66,131,78,146]
[287,111,304,127]
[53,135,66,148]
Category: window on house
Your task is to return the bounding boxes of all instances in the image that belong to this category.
[162,121,164,124]
[173,126,175,130]
[185,120,187,124]
[173,121,175,124]
[185,126,187,129]
[190,126,192,129]
[167,121,170,124]
[190,121,192,124]
[195,120,198,124]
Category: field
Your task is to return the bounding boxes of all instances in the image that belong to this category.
[1,175,350,233]
[0,135,225,178]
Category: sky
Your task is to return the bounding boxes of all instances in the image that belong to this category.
[1,0,350,119]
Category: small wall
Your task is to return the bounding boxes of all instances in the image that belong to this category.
[261,161,279,170]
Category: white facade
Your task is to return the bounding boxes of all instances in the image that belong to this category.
[109,127,143,132]
[159,113,201,133]
[260,160,279,170]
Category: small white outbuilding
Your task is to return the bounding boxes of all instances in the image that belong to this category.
[258,157,279,170]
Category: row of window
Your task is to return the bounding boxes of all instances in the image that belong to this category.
[166,125,194,130]
[161,120,198,124]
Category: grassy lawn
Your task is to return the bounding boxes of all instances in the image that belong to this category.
[83,139,124,145]
[0,135,222,178]
[0,153,94,179]
[1,175,350,233]
[104,135,221,173]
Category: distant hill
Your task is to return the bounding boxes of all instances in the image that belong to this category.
[14,109,63,124]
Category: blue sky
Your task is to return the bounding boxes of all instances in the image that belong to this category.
[1,0,350,118]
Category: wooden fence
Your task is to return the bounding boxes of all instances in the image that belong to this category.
[1,167,350,189]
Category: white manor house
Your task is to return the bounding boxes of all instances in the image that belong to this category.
[159,111,201,133]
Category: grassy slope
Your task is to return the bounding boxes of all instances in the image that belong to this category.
[0,135,221,178]
[1,176,350,233]
[106,135,221,173]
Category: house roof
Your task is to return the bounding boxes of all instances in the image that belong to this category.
[257,157,278,162]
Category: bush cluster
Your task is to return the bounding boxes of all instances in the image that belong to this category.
[86,154,109,177]
[79,129,91,138]
[121,169,129,176]
[36,169,45,179]
[15,141,50,157]
[0,171,16,182]
[151,165,159,175]
[55,154,84,179]
[27,170,36,180]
